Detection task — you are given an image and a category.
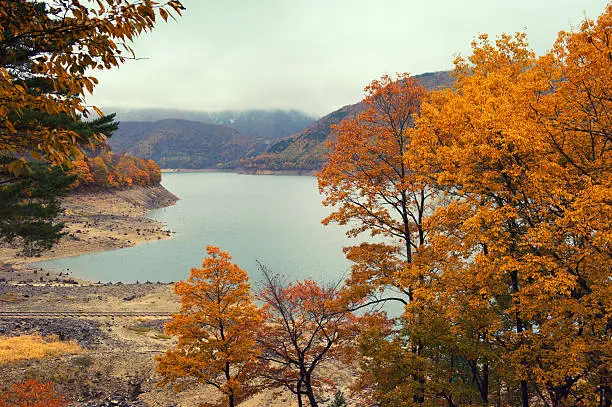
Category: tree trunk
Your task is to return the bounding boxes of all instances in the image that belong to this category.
[297,381,303,407]
[512,269,529,407]
[482,361,489,403]
[224,361,235,407]
[521,380,529,407]
[304,373,318,407]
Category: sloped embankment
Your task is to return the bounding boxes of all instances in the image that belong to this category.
[0,185,179,284]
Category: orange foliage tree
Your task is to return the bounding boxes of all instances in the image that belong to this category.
[414,7,612,406]
[318,73,435,309]
[72,151,162,189]
[68,158,94,188]
[0,380,66,407]
[156,246,264,407]
[257,265,356,407]
[320,6,611,407]
[0,0,183,168]
[318,73,463,406]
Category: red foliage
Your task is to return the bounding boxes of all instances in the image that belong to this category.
[70,151,162,189]
[0,380,67,407]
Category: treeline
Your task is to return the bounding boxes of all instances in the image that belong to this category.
[157,6,611,407]
[69,151,161,189]
[0,150,162,256]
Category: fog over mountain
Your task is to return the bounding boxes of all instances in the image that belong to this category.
[105,108,316,141]
[243,71,454,171]
[106,71,454,170]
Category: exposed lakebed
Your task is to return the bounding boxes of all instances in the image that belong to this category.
[35,172,352,284]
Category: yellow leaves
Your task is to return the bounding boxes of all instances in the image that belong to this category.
[159,8,169,22]
[409,9,611,405]
[325,7,611,406]
[319,74,436,295]
[157,246,263,405]
[0,0,183,168]
[7,157,29,176]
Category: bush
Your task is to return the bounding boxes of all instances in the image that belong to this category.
[0,380,67,407]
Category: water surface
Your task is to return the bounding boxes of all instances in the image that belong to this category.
[35,172,352,284]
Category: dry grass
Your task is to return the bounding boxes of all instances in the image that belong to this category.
[0,291,23,303]
[0,334,81,364]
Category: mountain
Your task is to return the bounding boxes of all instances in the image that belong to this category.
[241,71,454,172]
[108,119,265,169]
[105,108,316,142]
[106,72,453,171]
[241,102,365,171]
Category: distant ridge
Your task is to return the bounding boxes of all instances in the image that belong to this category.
[105,108,316,141]
[241,71,453,172]
[106,72,453,170]
[108,119,263,169]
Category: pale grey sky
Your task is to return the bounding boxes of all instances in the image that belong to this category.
[88,0,609,117]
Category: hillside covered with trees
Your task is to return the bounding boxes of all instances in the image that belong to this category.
[107,75,452,171]
[107,110,317,169]
[108,108,316,140]
[1,0,610,406]
[242,71,453,172]
[108,119,263,169]
[69,150,162,190]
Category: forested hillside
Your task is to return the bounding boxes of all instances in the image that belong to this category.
[242,71,453,171]
[108,119,264,169]
[108,109,316,141]
[107,109,317,169]
[108,74,451,171]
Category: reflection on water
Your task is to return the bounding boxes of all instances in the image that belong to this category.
[34,172,353,284]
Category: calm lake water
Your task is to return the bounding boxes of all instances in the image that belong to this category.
[35,172,353,284]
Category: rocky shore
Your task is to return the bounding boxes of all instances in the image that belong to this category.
[0,184,178,285]
[0,281,307,406]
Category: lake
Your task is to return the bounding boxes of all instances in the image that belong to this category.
[35,172,354,284]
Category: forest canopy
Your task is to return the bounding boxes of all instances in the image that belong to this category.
[157,6,610,407]
[316,5,611,406]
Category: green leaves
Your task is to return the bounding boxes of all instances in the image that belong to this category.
[0,161,75,256]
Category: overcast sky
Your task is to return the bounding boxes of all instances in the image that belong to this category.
[88,0,609,117]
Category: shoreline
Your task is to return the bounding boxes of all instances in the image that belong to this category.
[0,184,178,286]
[0,181,350,407]
[163,167,318,176]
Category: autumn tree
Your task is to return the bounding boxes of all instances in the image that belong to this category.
[68,158,94,188]
[74,150,162,189]
[318,73,434,309]
[416,8,612,405]
[0,0,183,168]
[0,380,66,407]
[320,8,611,405]
[0,111,118,253]
[156,246,264,407]
[318,74,458,406]
[257,264,356,407]
[89,156,110,187]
